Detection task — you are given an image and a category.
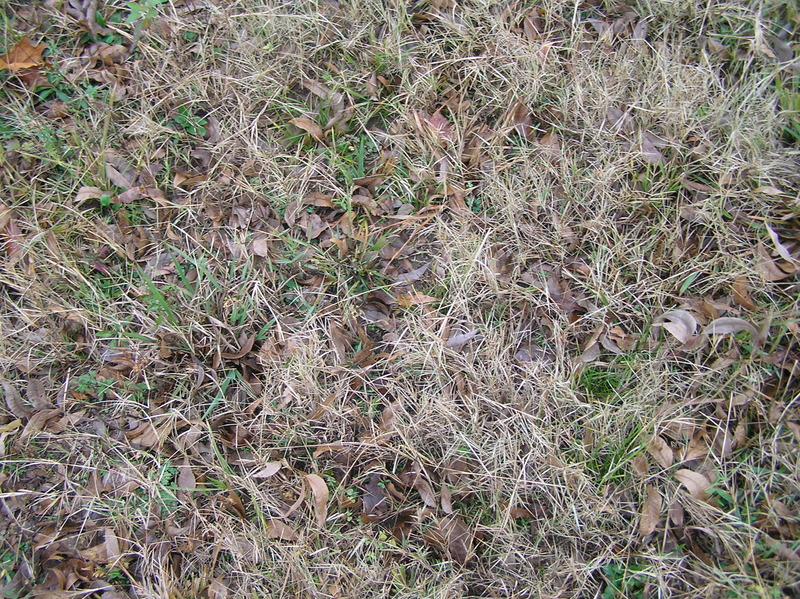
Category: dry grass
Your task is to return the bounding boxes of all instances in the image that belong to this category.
[1,0,799,597]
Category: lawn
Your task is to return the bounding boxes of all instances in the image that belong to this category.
[0,0,798,597]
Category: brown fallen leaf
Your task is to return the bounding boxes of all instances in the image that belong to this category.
[399,462,438,508]
[647,435,674,469]
[669,500,685,528]
[290,117,324,141]
[674,468,712,502]
[757,244,794,281]
[221,333,256,360]
[641,133,664,165]
[266,520,299,541]
[441,483,454,514]
[362,473,391,518]
[396,292,439,307]
[207,579,228,599]
[429,515,473,566]
[75,186,107,203]
[732,277,758,311]
[3,380,32,419]
[631,454,650,476]
[639,485,662,538]
[305,474,329,529]
[0,38,47,72]
[178,456,196,491]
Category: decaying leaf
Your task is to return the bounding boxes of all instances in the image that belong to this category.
[26,378,50,410]
[362,473,391,518]
[428,515,473,566]
[647,435,674,469]
[0,37,47,72]
[305,474,329,528]
[207,579,228,599]
[674,468,712,502]
[3,380,32,419]
[639,485,662,538]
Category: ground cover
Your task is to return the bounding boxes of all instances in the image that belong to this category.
[0,0,799,597]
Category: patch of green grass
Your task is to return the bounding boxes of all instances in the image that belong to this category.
[601,561,648,599]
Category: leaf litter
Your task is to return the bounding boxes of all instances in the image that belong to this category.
[0,1,798,597]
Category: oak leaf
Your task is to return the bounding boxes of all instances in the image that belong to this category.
[0,38,46,72]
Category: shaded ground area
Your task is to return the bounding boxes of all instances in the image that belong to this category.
[1,0,799,597]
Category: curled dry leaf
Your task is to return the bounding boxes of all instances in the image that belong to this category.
[674,469,712,502]
[252,461,282,479]
[445,329,478,350]
[395,263,430,285]
[639,485,663,538]
[732,277,758,311]
[305,474,329,528]
[703,317,759,337]
[654,310,697,344]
